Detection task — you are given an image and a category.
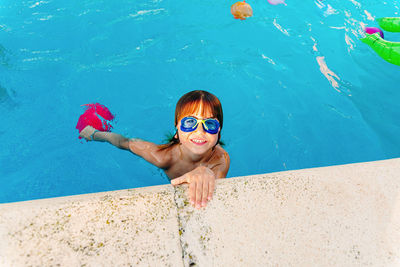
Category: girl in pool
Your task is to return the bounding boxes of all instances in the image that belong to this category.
[79,90,230,209]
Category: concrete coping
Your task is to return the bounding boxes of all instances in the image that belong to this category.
[1,158,400,266]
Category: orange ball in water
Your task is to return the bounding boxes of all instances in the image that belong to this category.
[231,1,253,20]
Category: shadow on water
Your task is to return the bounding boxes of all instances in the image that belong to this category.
[0,44,11,68]
[0,85,14,136]
[0,84,17,113]
[0,44,16,109]
[0,85,12,103]
[337,72,400,159]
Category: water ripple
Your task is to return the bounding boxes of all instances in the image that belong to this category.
[129,8,165,19]
[29,1,50,9]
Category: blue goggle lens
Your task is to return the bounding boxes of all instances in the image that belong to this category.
[182,117,197,128]
[180,117,220,134]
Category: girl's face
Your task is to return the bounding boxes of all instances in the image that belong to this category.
[176,108,220,157]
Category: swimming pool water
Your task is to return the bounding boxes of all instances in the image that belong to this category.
[1,0,399,203]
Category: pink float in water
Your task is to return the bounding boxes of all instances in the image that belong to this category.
[365,27,384,39]
[76,103,115,139]
[267,0,287,6]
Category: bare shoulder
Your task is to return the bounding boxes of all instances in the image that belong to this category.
[209,145,230,178]
[128,139,173,169]
[215,145,230,163]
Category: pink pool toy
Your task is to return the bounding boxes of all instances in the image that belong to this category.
[76,103,115,139]
[365,27,384,39]
[267,0,287,6]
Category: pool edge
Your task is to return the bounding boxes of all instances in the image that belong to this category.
[1,158,400,266]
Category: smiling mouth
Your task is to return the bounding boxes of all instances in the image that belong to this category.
[190,138,207,145]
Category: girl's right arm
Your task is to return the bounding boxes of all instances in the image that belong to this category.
[80,125,130,149]
[79,125,171,169]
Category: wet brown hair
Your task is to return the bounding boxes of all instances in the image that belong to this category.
[158,90,223,150]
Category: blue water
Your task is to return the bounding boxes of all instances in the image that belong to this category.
[1,0,399,203]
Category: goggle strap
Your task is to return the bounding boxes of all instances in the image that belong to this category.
[201,120,209,130]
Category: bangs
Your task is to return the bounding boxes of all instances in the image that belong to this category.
[177,101,215,121]
[174,90,223,129]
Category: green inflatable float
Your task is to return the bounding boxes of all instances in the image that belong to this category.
[377,17,400,32]
[361,17,400,66]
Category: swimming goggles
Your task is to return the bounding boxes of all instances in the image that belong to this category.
[180,116,220,134]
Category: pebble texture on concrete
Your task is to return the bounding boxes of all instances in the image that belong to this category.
[1,158,400,266]
[176,158,400,266]
[0,186,182,267]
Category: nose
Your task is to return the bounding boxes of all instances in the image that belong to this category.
[194,122,206,133]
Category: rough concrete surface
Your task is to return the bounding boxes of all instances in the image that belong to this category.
[1,158,400,266]
[176,158,400,266]
[0,185,182,267]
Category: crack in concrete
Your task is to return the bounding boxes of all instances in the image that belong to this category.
[173,186,189,267]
